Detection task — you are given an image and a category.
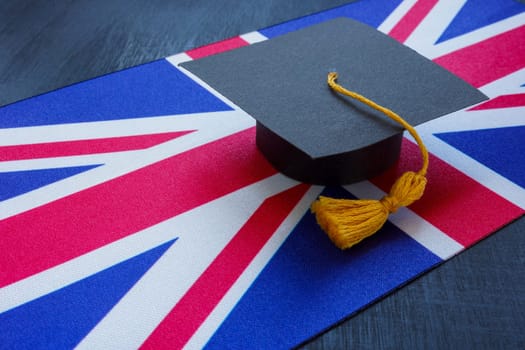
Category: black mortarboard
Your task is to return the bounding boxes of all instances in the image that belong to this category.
[182,18,487,185]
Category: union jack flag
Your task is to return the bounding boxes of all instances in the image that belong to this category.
[1,0,524,348]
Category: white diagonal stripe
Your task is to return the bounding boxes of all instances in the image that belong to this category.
[0,111,254,219]
[76,174,299,349]
[344,181,464,260]
[240,31,268,44]
[184,185,322,350]
[378,0,418,34]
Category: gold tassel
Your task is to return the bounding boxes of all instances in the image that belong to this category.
[311,72,429,250]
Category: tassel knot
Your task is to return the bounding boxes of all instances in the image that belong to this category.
[379,196,399,213]
[384,171,427,209]
[311,72,430,250]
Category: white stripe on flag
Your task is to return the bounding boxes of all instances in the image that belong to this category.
[240,31,268,44]
[377,0,419,34]
[76,174,300,349]
[184,185,323,350]
[345,180,464,260]
[0,111,254,220]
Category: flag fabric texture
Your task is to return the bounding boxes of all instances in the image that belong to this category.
[1,0,524,348]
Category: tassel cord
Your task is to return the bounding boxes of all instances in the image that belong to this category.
[327,72,428,177]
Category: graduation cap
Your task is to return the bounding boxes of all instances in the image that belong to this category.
[182,18,487,249]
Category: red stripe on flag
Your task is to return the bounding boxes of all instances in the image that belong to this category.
[434,25,525,88]
[388,0,439,42]
[0,127,277,288]
[186,37,249,59]
[370,139,524,247]
[469,93,525,111]
[0,131,193,161]
[140,183,310,349]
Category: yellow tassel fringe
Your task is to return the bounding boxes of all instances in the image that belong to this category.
[311,72,429,250]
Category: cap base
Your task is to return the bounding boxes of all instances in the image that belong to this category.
[256,122,402,185]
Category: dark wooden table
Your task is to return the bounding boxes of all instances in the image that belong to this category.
[1,1,524,348]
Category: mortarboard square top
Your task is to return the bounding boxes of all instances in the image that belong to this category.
[182,18,487,185]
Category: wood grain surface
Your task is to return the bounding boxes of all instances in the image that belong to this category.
[1,1,524,348]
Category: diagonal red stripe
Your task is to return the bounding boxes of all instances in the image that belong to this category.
[370,139,524,247]
[186,36,249,59]
[388,0,439,43]
[434,25,525,88]
[469,93,525,111]
[140,183,310,349]
[0,127,277,288]
[0,131,194,161]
